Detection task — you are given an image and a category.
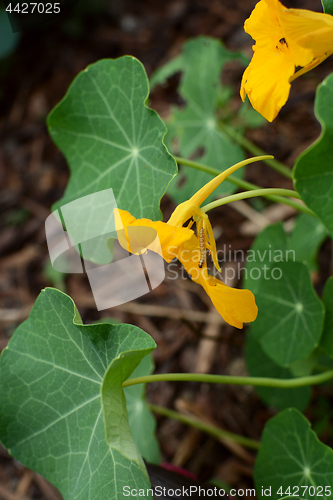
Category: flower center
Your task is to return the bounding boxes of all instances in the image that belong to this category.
[191,207,221,273]
[276,36,289,51]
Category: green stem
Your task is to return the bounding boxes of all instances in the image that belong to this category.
[218,122,292,179]
[123,370,333,389]
[149,403,260,450]
[173,156,315,217]
[202,188,300,213]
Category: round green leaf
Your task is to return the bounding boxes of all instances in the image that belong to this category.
[287,214,328,271]
[244,218,327,294]
[48,57,176,220]
[0,288,156,500]
[154,36,246,204]
[250,261,324,367]
[244,223,287,295]
[294,73,333,237]
[254,408,333,500]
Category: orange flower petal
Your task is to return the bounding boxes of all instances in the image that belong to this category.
[201,276,258,329]
[241,0,333,120]
[115,195,259,328]
[244,0,284,47]
[241,44,295,122]
[114,209,193,262]
[178,237,258,329]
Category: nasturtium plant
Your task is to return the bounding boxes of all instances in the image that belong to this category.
[254,409,333,500]
[0,288,155,500]
[2,23,333,500]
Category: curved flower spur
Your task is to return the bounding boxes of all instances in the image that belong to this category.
[115,156,273,329]
[240,0,333,121]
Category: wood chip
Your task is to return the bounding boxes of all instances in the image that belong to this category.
[237,201,297,235]
[0,484,30,500]
[15,470,33,496]
[172,427,201,467]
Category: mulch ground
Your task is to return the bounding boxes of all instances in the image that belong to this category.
[1,0,332,498]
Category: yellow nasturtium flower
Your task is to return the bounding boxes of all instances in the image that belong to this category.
[240,0,333,121]
[115,157,264,329]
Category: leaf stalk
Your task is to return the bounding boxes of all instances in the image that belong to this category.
[202,188,301,213]
[123,370,333,389]
[173,156,315,217]
[148,403,260,450]
[217,122,292,179]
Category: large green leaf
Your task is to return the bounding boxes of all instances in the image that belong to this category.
[294,73,333,237]
[48,57,176,220]
[245,330,311,411]
[244,218,327,295]
[254,408,333,500]
[0,288,156,500]
[250,261,324,367]
[151,37,246,204]
[287,214,328,271]
[319,277,333,358]
[244,223,287,295]
[321,0,333,15]
[244,222,325,367]
[124,354,160,464]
